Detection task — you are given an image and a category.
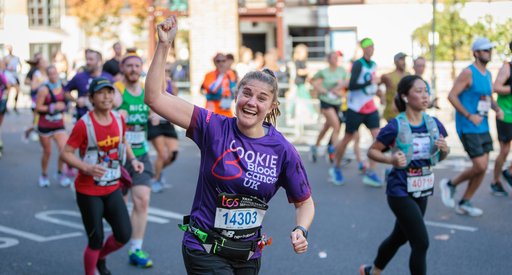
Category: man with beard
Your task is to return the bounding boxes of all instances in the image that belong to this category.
[381,52,410,121]
[441,38,504,217]
[65,49,114,120]
[114,53,155,268]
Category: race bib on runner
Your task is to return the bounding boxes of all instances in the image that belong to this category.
[477,96,491,116]
[214,193,268,240]
[126,125,145,145]
[94,160,121,186]
[406,167,434,198]
[45,113,63,122]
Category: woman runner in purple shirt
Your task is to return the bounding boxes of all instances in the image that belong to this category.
[145,17,315,275]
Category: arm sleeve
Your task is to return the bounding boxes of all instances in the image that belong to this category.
[67,120,87,150]
[376,119,399,150]
[348,61,372,90]
[433,117,448,138]
[64,75,77,93]
[280,145,312,203]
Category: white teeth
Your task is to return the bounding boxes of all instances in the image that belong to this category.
[243,108,257,116]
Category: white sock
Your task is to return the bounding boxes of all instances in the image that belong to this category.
[130,239,143,252]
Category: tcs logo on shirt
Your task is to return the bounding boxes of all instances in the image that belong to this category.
[221,195,239,208]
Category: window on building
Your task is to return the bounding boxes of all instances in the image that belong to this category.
[30,43,61,63]
[28,0,60,28]
[289,27,330,60]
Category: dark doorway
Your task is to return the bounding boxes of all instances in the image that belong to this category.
[242,33,266,55]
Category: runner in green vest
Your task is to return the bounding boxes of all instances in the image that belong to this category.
[115,52,155,268]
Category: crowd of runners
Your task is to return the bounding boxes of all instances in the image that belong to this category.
[1,14,512,275]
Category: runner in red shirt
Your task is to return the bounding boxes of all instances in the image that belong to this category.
[61,77,143,275]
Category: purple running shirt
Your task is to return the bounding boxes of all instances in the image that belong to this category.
[183,106,312,258]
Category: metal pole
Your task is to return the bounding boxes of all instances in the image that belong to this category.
[431,0,437,96]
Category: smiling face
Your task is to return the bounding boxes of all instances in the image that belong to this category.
[404,79,429,112]
[121,57,142,84]
[235,79,276,131]
[90,87,115,112]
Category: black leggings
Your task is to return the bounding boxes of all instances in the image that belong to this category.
[76,189,132,249]
[374,196,429,275]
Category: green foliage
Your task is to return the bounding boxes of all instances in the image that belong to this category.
[413,0,512,61]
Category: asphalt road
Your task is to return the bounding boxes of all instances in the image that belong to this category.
[0,109,511,275]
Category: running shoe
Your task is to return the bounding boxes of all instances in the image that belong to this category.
[490,182,508,197]
[58,174,71,187]
[327,145,335,164]
[328,166,344,186]
[129,249,153,268]
[363,170,383,187]
[151,179,163,193]
[359,264,372,275]
[38,175,50,187]
[502,169,512,188]
[439,178,456,208]
[96,258,111,275]
[456,201,483,217]
[310,145,318,163]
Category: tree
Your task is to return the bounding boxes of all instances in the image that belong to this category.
[413,0,472,79]
[472,16,512,59]
[66,0,125,45]
[128,0,149,36]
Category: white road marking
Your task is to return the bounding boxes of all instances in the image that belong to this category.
[35,210,87,230]
[0,224,82,242]
[425,220,478,232]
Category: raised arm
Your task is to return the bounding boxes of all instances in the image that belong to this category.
[145,16,194,130]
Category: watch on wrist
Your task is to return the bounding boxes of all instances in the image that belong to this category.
[292,225,308,239]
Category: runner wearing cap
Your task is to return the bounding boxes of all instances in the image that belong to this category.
[440,37,504,216]
[61,76,142,275]
[381,52,410,121]
[114,52,155,268]
[491,40,512,196]
[330,38,383,186]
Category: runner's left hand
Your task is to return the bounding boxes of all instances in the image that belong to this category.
[291,230,308,254]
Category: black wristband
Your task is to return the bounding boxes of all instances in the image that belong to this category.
[292,225,308,239]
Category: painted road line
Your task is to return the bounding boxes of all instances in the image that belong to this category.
[0,224,82,242]
[425,220,478,232]
[35,210,86,230]
[148,207,185,220]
